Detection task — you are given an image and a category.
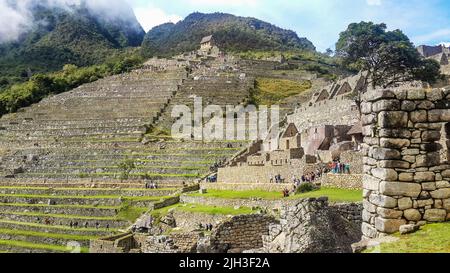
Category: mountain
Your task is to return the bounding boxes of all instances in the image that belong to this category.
[0,1,145,86]
[142,12,316,57]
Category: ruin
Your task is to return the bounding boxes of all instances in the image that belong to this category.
[360,88,450,238]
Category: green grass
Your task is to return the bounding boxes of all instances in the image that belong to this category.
[0,239,89,253]
[289,187,363,202]
[0,228,97,241]
[189,188,363,203]
[0,202,119,210]
[0,186,176,192]
[365,223,450,253]
[150,203,254,223]
[116,201,149,222]
[0,219,119,233]
[0,211,119,221]
[0,193,171,202]
[253,78,312,105]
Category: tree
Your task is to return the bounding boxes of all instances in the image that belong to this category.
[118,158,136,181]
[325,48,334,57]
[335,22,442,89]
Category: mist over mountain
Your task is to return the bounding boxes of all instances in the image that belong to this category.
[0,0,145,84]
[142,12,316,57]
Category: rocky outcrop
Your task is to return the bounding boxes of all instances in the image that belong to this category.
[249,197,361,253]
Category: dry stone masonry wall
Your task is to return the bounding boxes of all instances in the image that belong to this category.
[361,87,450,238]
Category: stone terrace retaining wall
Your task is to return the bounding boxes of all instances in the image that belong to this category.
[201,182,290,192]
[361,88,450,239]
[321,174,363,190]
[210,214,277,251]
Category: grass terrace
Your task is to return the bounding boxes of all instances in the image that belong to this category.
[364,223,450,253]
[253,77,312,105]
[151,203,255,219]
[189,187,363,203]
[0,239,89,253]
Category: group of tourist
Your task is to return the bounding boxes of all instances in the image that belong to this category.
[270,174,285,184]
[329,161,351,174]
[67,220,109,230]
[199,223,214,231]
[145,181,158,189]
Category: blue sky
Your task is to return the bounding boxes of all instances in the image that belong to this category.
[129,0,450,52]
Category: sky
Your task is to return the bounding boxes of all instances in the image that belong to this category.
[128,0,450,51]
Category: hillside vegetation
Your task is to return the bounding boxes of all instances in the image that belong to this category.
[142,12,315,57]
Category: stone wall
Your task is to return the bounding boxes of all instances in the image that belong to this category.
[172,210,228,231]
[361,88,450,239]
[247,197,362,253]
[321,174,363,190]
[218,159,314,184]
[330,202,363,226]
[201,182,291,192]
[340,150,364,174]
[210,214,277,252]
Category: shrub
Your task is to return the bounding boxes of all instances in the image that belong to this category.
[296,183,317,194]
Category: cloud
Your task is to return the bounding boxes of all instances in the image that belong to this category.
[414,28,450,44]
[133,4,182,31]
[186,0,259,7]
[0,0,138,43]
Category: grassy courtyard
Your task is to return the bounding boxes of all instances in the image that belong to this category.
[189,187,363,203]
[151,203,255,217]
[365,222,450,253]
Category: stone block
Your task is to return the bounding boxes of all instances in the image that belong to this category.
[370,148,401,160]
[378,111,408,128]
[379,182,422,198]
[380,138,410,149]
[407,90,425,100]
[421,130,441,142]
[437,181,450,189]
[363,175,381,191]
[375,217,406,233]
[423,209,447,222]
[417,101,435,110]
[363,200,377,213]
[430,188,450,199]
[372,100,400,112]
[362,222,378,238]
[403,209,422,222]
[363,89,396,102]
[444,199,450,210]
[410,110,428,123]
[414,172,436,182]
[422,182,436,191]
[416,153,440,167]
[378,160,410,169]
[377,207,403,219]
[426,90,443,101]
[369,194,397,208]
[416,199,434,207]
[398,172,414,182]
[399,224,419,235]
[372,168,398,181]
[428,109,450,122]
[401,100,416,111]
[398,197,413,210]
[379,129,411,138]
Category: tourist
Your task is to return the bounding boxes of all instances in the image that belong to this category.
[74,222,78,229]
[106,224,110,231]
[84,222,89,229]
[95,222,100,229]
[345,164,351,174]
[69,221,73,229]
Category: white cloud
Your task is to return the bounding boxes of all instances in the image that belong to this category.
[133,4,182,31]
[366,0,382,6]
[0,0,138,43]
[414,28,450,44]
[0,0,32,43]
[438,42,450,47]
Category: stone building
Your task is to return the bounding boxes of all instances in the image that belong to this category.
[200,35,214,50]
[417,44,450,65]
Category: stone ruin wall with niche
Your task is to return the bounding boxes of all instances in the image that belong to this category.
[361,87,450,239]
